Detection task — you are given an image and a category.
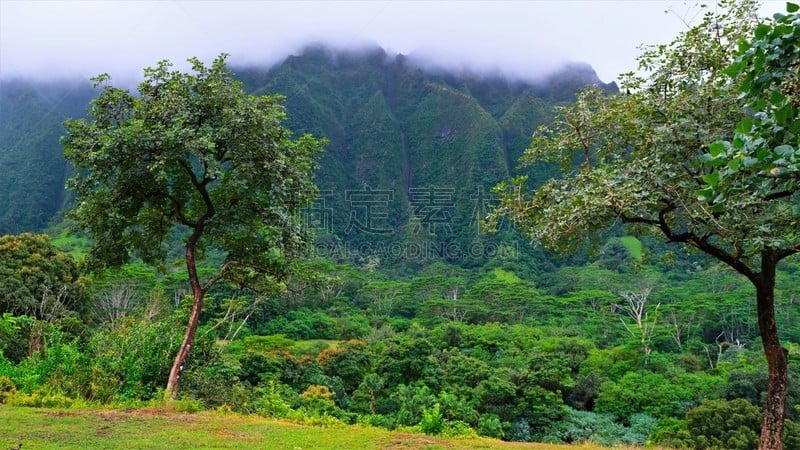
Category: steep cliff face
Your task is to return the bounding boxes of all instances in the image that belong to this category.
[234,46,615,267]
[0,46,615,269]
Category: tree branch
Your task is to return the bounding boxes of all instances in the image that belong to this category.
[202,261,231,293]
[178,159,216,222]
[620,204,758,283]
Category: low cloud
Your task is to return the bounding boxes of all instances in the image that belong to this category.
[1,1,780,85]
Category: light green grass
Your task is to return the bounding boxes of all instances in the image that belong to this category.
[49,230,90,261]
[0,406,645,450]
[619,236,643,260]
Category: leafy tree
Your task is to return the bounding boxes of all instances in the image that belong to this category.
[62,55,325,399]
[489,2,798,446]
[0,233,83,318]
[686,398,762,450]
[594,371,695,421]
[373,335,440,388]
[317,339,371,393]
[702,6,800,443]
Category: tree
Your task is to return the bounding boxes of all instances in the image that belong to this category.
[698,5,800,446]
[0,233,82,318]
[62,55,325,399]
[616,287,659,356]
[488,2,798,447]
[686,399,762,450]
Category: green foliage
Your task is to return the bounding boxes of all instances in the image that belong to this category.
[0,313,25,357]
[477,413,505,439]
[0,375,15,403]
[0,233,84,318]
[5,386,79,408]
[0,80,94,234]
[594,371,695,421]
[86,317,181,401]
[63,54,325,282]
[318,339,371,393]
[705,3,800,212]
[254,380,294,418]
[618,236,643,260]
[539,409,625,446]
[686,398,762,450]
[374,335,439,388]
[419,402,445,435]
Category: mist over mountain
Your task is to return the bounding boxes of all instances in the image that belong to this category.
[0,45,615,268]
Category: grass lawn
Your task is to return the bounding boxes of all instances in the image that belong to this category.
[0,405,634,449]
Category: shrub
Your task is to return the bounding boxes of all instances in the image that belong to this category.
[595,371,694,421]
[651,417,693,449]
[622,413,659,445]
[540,408,624,446]
[5,387,76,408]
[441,420,477,438]
[0,375,16,403]
[173,397,205,413]
[685,398,760,450]
[254,381,293,418]
[357,413,394,429]
[477,413,505,439]
[419,402,445,435]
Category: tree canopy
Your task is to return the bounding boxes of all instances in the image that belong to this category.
[0,233,82,318]
[704,3,800,233]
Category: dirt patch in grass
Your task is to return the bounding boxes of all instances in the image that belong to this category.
[95,407,202,422]
[381,433,450,449]
[44,411,80,417]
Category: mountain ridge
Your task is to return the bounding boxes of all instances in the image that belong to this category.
[0,45,616,270]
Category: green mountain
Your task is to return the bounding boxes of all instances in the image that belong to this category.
[235,46,616,270]
[0,46,615,270]
[0,80,94,233]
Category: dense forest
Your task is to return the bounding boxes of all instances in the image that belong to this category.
[1,1,799,449]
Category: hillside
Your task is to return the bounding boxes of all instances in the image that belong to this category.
[234,47,615,270]
[0,80,94,234]
[0,46,614,268]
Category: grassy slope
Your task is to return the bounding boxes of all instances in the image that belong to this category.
[0,406,628,450]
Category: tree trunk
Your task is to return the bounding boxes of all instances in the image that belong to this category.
[756,258,788,450]
[165,240,205,400]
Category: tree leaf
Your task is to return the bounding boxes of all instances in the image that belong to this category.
[728,157,742,172]
[755,23,772,39]
[735,118,754,134]
[708,141,728,157]
[694,187,714,202]
[775,145,794,157]
[703,172,720,188]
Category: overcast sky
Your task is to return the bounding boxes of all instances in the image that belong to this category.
[0,1,786,85]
